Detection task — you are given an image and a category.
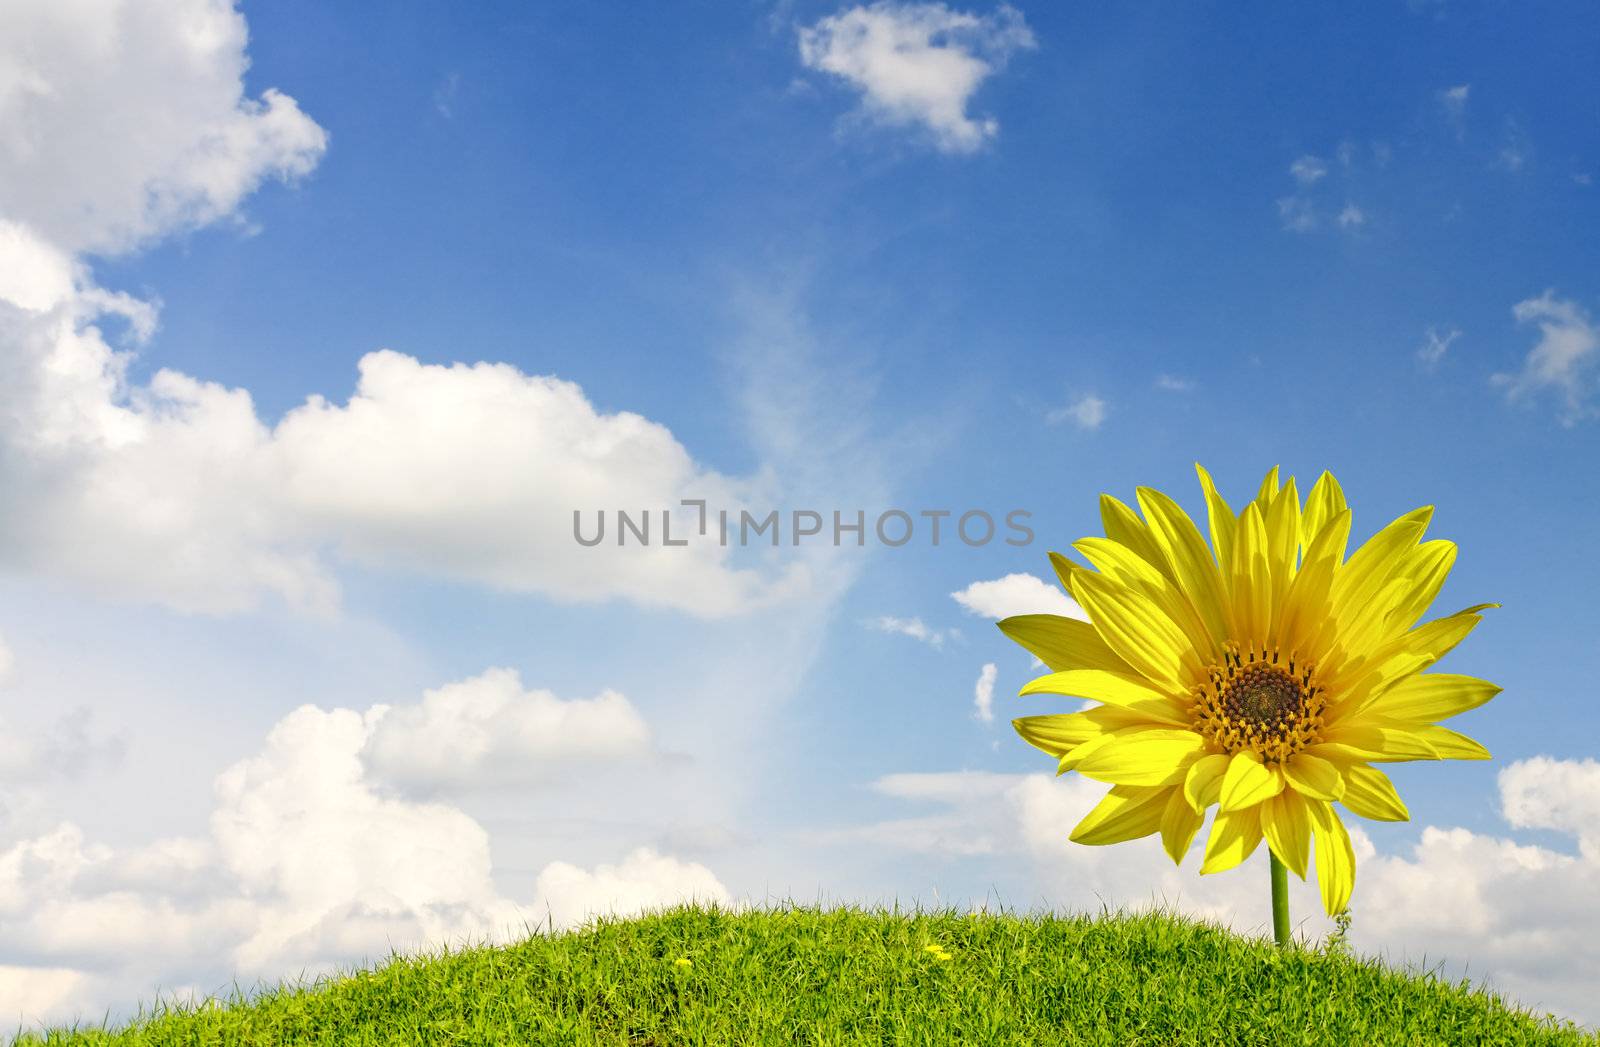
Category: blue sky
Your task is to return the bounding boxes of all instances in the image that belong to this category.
[2,0,1598,1029]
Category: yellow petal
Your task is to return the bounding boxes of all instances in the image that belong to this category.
[1194,463,1236,581]
[997,614,1133,674]
[1261,790,1312,880]
[1404,724,1491,760]
[1299,471,1347,556]
[1048,550,1081,598]
[1220,750,1284,811]
[1263,477,1301,615]
[1337,763,1410,822]
[1073,537,1218,665]
[1328,506,1433,639]
[1255,466,1281,506]
[1199,805,1263,875]
[1308,800,1356,916]
[1135,486,1230,649]
[1283,752,1345,801]
[1074,728,1209,786]
[1229,503,1272,643]
[1070,571,1199,689]
[1183,752,1231,812]
[1355,674,1501,724]
[1070,785,1172,845]
[1012,713,1104,756]
[1160,787,1206,864]
[1277,508,1351,657]
[1382,540,1457,638]
[1312,724,1439,763]
[1099,494,1169,578]
[1020,669,1189,725]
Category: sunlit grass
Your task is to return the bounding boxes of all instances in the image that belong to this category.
[15,903,1595,1045]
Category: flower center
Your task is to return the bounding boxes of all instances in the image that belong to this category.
[1191,647,1325,764]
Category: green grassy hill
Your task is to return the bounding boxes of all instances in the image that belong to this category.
[15,904,1595,1046]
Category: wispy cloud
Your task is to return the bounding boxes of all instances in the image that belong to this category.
[1290,154,1327,185]
[797,2,1036,154]
[972,662,998,723]
[1437,83,1469,138]
[951,573,1085,620]
[867,615,956,647]
[1417,326,1461,370]
[1492,291,1598,425]
[1154,373,1194,392]
[1046,393,1107,430]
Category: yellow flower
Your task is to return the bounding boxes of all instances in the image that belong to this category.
[1005,465,1499,916]
[673,957,693,968]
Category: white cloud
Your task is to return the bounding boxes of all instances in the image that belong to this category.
[0,632,12,684]
[833,756,1600,1026]
[1276,195,1317,233]
[1438,84,1469,137]
[0,4,804,620]
[972,662,997,722]
[1337,203,1367,229]
[0,0,326,257]
[531,848,731,931]
[1046,393,1107,430]
[1417,326,1461,369]
[1154,373,1193,392]
[0,709,125,784]
[797,2,1036,154]
[1290,155,1327,185]
[1492,291,1599,425]
[362,668,653,794]
[0,673,730,1026]
[951,573,1085,620]
[868,615,955,647]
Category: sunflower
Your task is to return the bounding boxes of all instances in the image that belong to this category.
[1004,465,1499,922]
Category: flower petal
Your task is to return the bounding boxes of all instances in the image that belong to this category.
[1194,463,1236,582]
[1020,669,1189,725]
[1299,471,1347,556]
[1070,570,1199,689]
[1099,494,1169,578]
[1070,785,1172,845]
[1073,728,1209,786]
[1183,752,1231,812]
[1135,486,1231,650]
[1308,800,1356,915]
[1311,724,1439,763]
[1229,503,1272,644]
[1073,537,1219,666]
[1355,674,1501,724]
[1012,713,1104,756]
[1263,477,1301,616]
[1160,787,1206,864]
[1199,805,1263,875]
[1283,752,1345,801]
[1261,790,1312,880]
[997,614,1133,674]
[1337,763,1410,822]
[1328,506,1433,641]
[1220,750,1284,812]
[1405,724,1491,761]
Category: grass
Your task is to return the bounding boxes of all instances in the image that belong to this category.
[14,903,1596,1046]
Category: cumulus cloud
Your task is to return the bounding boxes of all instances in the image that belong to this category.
[362,668,653,794]
[827,756,1600,1026]
[951,573,1085,620]
[0,674,729,1027]
[1046,393,1107,430]
[867,615,955,647]
[0,3,802,619]
[797,2,1036,154]
[1492,291,1599,425]
[0,0,326,256]
[972,662,998,722]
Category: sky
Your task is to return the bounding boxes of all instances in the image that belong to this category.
[2,0,1599,1029]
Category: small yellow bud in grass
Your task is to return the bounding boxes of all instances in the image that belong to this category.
[921,944,943,954]
[933,951,953,962]
[673,957,692,967]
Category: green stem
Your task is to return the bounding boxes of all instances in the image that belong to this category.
[1269,852,1291,948]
